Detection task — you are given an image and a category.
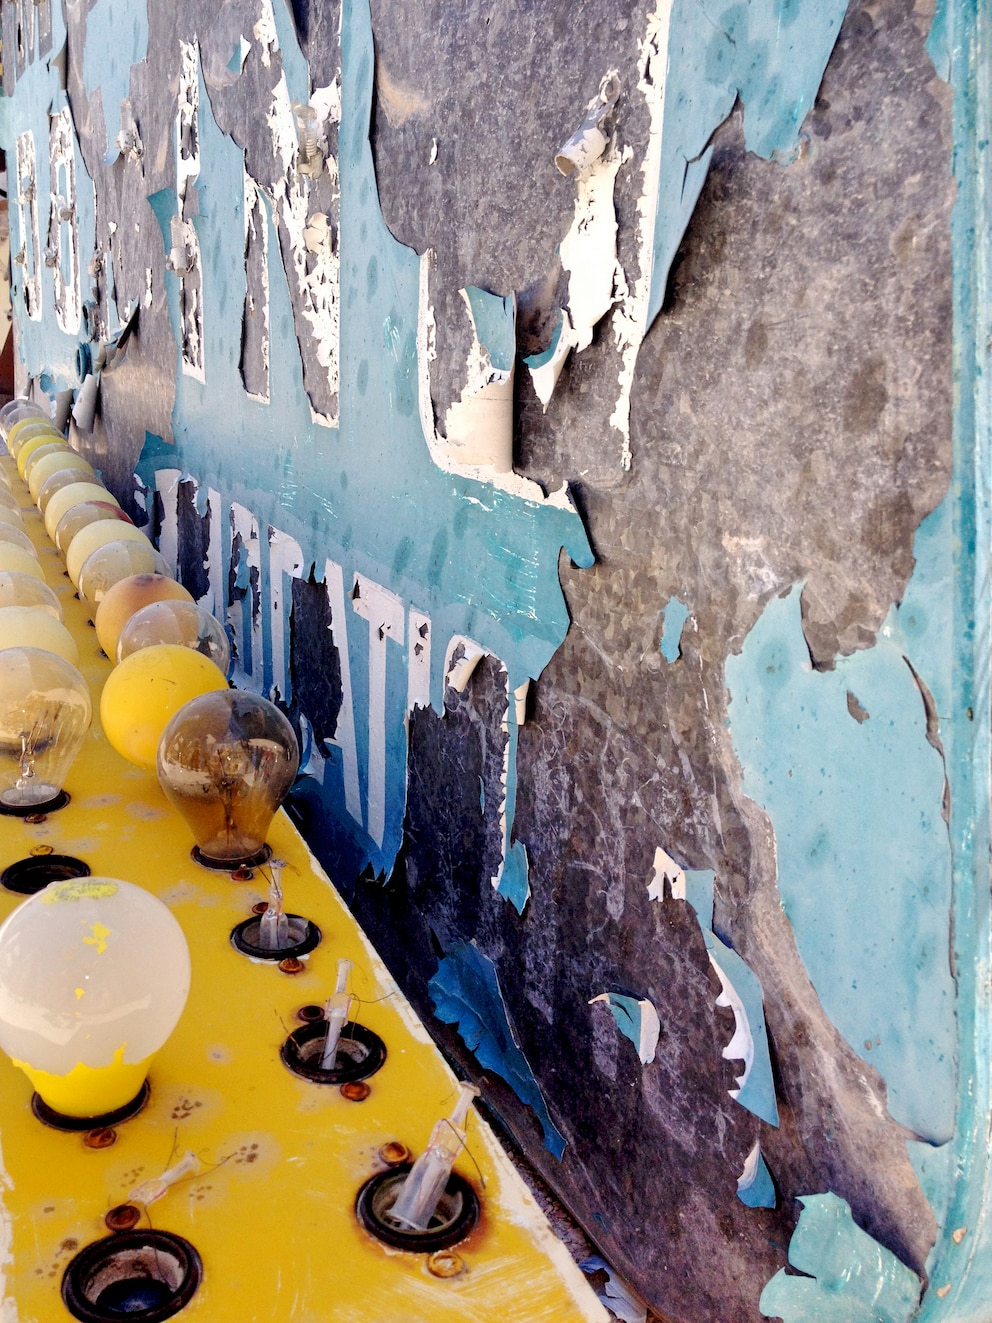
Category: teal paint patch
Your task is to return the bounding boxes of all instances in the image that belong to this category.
[669,866,779,1127]
[647,0,849,326]
[737,1144,776,1209]
[523,310,565,370]
[659,595,689,663]
[127,0,591,882]
[726,583,955,1144]
[590,991,660,1065]
[759,1193,921,1322]
[429,941,567,1158]
[464,287,515,374]
[498,839,530,914]
[83,0,148,145]
[926,0,950,82]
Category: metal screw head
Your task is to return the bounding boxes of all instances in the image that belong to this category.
[278,957,305,975]
[427,1250,465,1278]
[24,813,47,824]
[378,1141,410,1166]
[340,1081,371,1102]
[83,1127,117,1149]
[251,901,268,915]
[105,1204,140,1232]
[29,845,53,856]
[296,1004,324,1023]
[230,867,254,882]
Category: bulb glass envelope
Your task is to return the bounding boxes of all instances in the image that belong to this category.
[0,647,91,808]
[119,600,231,675]
[158,691,300,866]
[0,877,190,1117]
[78,539,169,603]
[0,571,63,620]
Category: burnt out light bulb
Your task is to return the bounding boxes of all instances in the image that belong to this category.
[319,958,353,1070]
[258,860,290,951]
[0,648,91,812]
[157,691,300,868]
[388,1082,480,1232]
[0,877,190,1122]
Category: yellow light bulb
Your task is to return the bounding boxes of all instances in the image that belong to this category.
[66,521,151,587]
[100,645,228,769]
[27,449,94,502]
[44,483,119,541]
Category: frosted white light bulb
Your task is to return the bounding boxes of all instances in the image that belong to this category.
[0,877,191,1118]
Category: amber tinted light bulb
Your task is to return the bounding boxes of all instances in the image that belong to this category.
[157,691,300,867]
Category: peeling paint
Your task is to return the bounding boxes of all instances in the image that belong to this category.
[737,1141,775,1210]
[759,1193,921,1322]
[589,991,661,1065]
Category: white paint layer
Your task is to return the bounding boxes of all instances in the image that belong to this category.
[351,575,404,846]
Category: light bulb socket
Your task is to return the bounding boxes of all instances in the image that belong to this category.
[230,914,321,962]
[32,1079,150,1132]
[0,789,70,817]
[191,842,271,872]
[280,1019,386,1085]
[62,1228,202,1323]
[355,1165,480,1253]
[2,853,90,895]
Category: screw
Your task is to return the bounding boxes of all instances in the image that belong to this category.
[231,867,254,881]
[251,901,268,915]
[427,1250,465,1278]
[340,1081,370,1102]
[105,1204,140,1232]
[378,1141,410,1166]
[29,845,53,856]
[84,1127,117,1149]
[24,813,47,824]
[279,957,305,975]
[296,1004,324,1022]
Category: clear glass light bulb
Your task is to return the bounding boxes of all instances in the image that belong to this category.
[8,421,61,464]
[0,399,48,444]
[0,523,36,554]
[117,600,231,675]
[54,500,133,555]
[38,471,109,518]
[21,441,74,488]
[94,573,194,661]
[0,570,64,620]
[0,647,91,808]
[66,522,151,588]
[43,482,118,541]
[0,487,21,512]
[27,450,94,503]
[157,691,300,867]
[0,877,190,1118]
[78,539,169,604]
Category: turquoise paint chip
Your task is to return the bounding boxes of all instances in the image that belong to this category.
[660,596,690,663]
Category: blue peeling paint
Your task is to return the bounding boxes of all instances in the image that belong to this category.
[464,287,515,373]
[523,310,566,371]
[659,595,689,663]
[647,0,849,326]
[759,1193,921,1323]
[114,0,590,882]
[676,867,779,1128]
[737,1146,776,1210]
[726,579,956,1145]
[429,940,567,1157]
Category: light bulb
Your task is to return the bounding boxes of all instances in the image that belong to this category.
[38,470,108,517]
[100,645,228,769]
[157,691,300,867]
[0,399,48,443]
[28,450,94,502]
[118,600,231,675]
[7,420,60,462]
[16,430,66,478]
[0,487,21,512]
[0,607,79,665]
[78,539,169,604]
[0,545,45,581]
[0,523,38,555]
[44,482,118,541]
[94,574,194,661]
[21,441,73,487]
[0,647,91,810]
[0,877,190,1119]
[0,571,63,620]
[54,500,133,555]
[66,522,151,588]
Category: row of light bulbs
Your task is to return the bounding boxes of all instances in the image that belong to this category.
[0,397,301,1127]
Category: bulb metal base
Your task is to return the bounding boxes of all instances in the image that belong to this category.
[355,1166,480,1252]
[0,789,70,817]
[191,843,271,872]
[32,1079,150,1132]
[280,1019,386,1085]
[230,913,321,962]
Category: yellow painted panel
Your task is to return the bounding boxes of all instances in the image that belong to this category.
[0,455,606,1323]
